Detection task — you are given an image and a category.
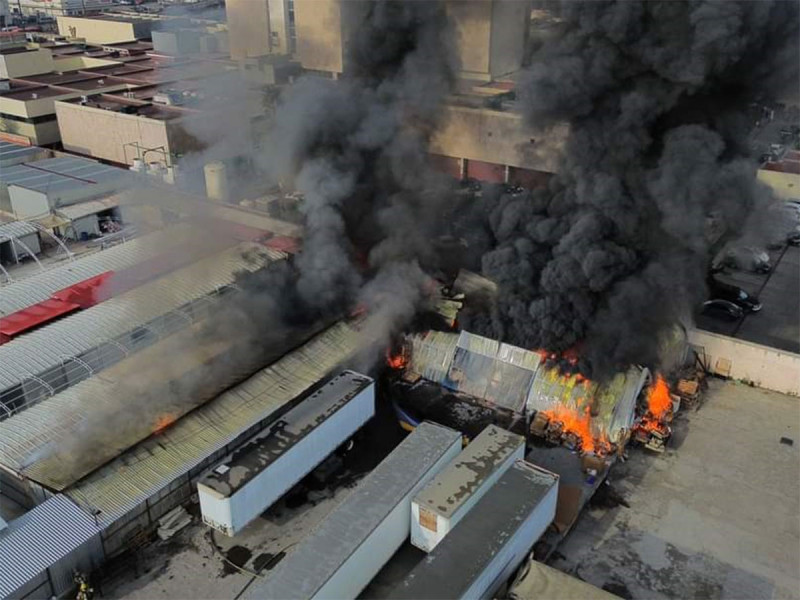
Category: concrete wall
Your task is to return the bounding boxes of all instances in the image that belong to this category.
[267,0,291,55]
[447,0,529,81]
[688,328,800,396]
[0,48,54,79]
[430,104,565,173]
[758,169,800,200]
[9,185,50,219]
[227,0,271,60]
[294,0,344,73]
[488,0,529,78]
[55,100,172,165]
[57,16,140,44]
[0,117,60,145]
[447,0,492,78]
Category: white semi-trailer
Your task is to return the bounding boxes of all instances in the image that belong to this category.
[391,460,559,600]
[197,370,375,536]
[411,424,525,552]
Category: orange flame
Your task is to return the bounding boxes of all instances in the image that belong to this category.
[542,404,597,454]
[386,348,407,370]
[640,374,672,433]
[153,413,176,434]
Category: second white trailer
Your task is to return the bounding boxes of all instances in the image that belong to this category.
[197,370,375,536]
[243,421,463,600]
[411,424,525,552]
[391,460,560,600]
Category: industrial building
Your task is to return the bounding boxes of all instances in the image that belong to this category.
[0,240,281,419]
[0,220,41,269]
[0,308,385,561]
[1,155,129,223]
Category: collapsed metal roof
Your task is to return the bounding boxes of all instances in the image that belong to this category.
[404,330,649,444]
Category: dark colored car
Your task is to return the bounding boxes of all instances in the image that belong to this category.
[707,276,762,312]
[701,300,745,322]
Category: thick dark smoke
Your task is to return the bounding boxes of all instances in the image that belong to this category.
[258,0,457,326]
[461,0,800,378]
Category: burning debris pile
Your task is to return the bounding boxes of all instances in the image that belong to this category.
[387,329,658,461]
[632,375,676,452]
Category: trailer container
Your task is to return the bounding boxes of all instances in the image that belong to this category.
[411,424,525,552]
[391,460,559,600]
[243,421,462,600]
[197,370,375,536]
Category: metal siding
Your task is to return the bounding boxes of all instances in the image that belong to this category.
[0,495,101,600]
[0,221,38,241]
[64,318,387,525]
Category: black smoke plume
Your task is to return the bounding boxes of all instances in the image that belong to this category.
[462,0,799,379]
[256,0,457,329]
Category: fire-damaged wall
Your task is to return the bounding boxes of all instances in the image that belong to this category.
[429,104,566,179]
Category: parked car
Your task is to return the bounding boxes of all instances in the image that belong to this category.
[701,299,745,322]
[721,245,772,273]
[707,276,762,312]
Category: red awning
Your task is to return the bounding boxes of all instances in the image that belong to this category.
[0,299,81,339]
[51,271,115,308]
[263,236,301,254]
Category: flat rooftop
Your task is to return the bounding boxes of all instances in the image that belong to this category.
[198,371,373,497]
[697,244,800,353]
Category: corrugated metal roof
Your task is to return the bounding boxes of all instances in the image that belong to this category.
[0,494,100,600]
[0,141,43,167]
[1,157,129,196]
[0,243,283,401]
[0,221,38,241]
[407,330,542,413]
[56,197,119,221]
[64,317,381,525]
[0,225,194,316]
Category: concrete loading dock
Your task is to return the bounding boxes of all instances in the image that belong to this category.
[198,371,375,536]
[391,460,559,600]
[244,421,462,600]
[411,424,524,552]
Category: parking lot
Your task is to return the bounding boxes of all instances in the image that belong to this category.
[697,244,800,353]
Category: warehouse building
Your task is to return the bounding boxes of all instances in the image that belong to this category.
[0,494,103,600]
[0,242,282,421]
[0,312,383,558]
[0,156,129,227]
